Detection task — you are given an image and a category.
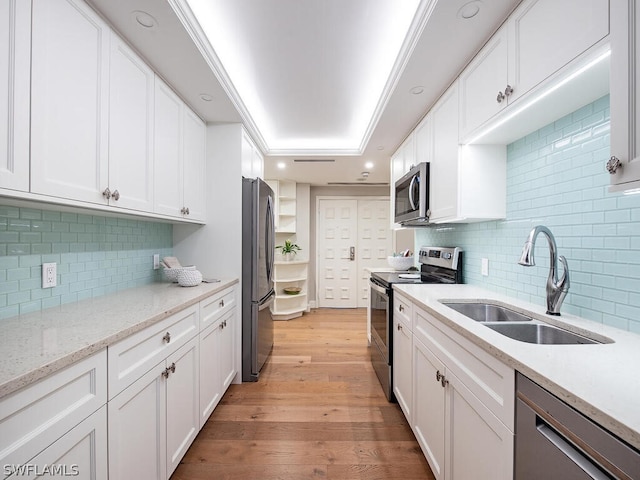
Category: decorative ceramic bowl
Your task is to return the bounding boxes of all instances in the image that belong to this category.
[387,256,414,271]
[164,265,196,283]
[283,286,302,295]
[178,268,202,287]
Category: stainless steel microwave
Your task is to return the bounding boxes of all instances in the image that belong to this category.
[394,162,430,226]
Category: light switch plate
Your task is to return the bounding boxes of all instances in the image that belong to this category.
[153,254,160,270]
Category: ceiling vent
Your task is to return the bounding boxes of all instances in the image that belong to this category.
[293,159,336,163]
[327,182,388,186]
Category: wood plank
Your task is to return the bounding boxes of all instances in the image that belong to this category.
[170,308,435,480]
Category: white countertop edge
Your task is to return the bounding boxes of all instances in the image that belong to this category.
[393,283,640,451]
[0,278,238,399]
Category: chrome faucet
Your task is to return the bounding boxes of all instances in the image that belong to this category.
[518,225,570,316]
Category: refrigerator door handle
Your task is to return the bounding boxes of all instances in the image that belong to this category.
[265,195,275,283]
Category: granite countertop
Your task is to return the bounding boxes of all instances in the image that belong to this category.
[394,283,640,451]
[0,279,238,399]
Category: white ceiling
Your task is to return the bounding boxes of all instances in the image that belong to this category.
[87,0,522,185]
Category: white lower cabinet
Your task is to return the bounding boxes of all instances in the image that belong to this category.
[392,294,413,421]
[198,286,237,427]
[394,297,515,480]
[108,337,199,480]
[0,351,107,480]
[22,406,107,480]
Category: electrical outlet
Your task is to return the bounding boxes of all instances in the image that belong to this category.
[153,254,160,270]
[42,262,57,288]
[481,258,489,277]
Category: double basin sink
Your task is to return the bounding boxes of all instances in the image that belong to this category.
[442,302,612,345]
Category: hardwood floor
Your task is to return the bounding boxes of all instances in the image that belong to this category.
[171,308,435,480]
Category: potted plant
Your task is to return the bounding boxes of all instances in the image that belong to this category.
[276,239,301,260]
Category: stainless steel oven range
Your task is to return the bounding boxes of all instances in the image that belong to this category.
[369,246,463,402]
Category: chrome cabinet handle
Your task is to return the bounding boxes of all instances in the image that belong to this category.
[168,362,176,373]
[496,91,505,103]
[606,156,622,174]
[112,189,120,201]
[397,324,402,331]
[504,84,513,97]
[350,246,355,261]
[102,187,111,199]
[161,362,176,378]
[399,304,404,312]
[162,368,169,378]
[162,332,171,343]
[180,207,190,215]
[219,299,224,308]
[436,370,448,388]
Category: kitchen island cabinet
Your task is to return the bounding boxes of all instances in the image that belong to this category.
[609,0,640,191]
[0,0,30,193]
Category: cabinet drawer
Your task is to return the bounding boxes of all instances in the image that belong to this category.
[200,286,236,331]
[0,350,107,473]
[108,304,199,399]
[413,306,514,429]
[394,292,413,331]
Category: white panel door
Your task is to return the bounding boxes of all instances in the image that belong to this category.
[108,33,154,212]
[357,199,392,307]
[0,0,30,192]
[31,0,110,203]
[182,107,206,221]
[318,199,358,308]
[154,77,183,217]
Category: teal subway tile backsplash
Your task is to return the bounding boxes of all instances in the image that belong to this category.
[0,207,172,320]
[416,95,640,334]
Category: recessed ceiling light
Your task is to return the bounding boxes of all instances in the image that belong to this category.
[132,10,157,29]
[410,86,425,95]
[277,162,286,169]
[361,171,370,178]
[376,146,385,151]
[457,1,481,20]
[199,94,213,102]
[365,162,374,169]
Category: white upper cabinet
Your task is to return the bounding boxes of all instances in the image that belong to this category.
[609,0,640,191]
[241,129,264,179]
[30,0,110,203]
[108,33,155,212]
[183,107,206,221]
[507,0,609,103]
[0,0,30,192]
[459,0,610,141]
[154,77,205,221]
[154,78,184,218]
[459,27,508,140]
[428,84,460,222]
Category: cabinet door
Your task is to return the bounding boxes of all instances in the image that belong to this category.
[198,320,222,429]
[447,371,513,480]
[428,84,459,223]
[22,407,107,480]
[609,0,640,190]
[219,308,236,390]
[154,77,183,217]
[414,114,432,165]
[108,362,167,480]
[166,337,199,477]
[182,107,206,221]
[241,130,254,178]
[458,27,508,140]
[413,337,446,480]
[392,316,412,422]
[31,0,109,203]
[0,0,30,192]
[108,33,154,212]
[507,0,609,104]
[252,147,264,179]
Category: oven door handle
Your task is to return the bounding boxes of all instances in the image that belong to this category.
[369,279,389,296]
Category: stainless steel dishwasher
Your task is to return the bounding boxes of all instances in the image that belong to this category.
[515,373,640,480]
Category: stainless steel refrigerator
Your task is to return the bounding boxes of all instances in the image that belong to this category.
[241,177,276,382]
